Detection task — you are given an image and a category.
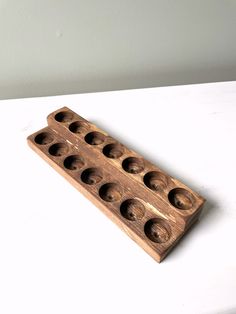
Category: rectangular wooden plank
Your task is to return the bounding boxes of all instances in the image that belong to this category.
[27,107,205,262]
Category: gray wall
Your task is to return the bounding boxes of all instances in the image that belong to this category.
[0,0,235,99]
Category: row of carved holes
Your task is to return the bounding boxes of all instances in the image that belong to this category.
[34,131,171,244]
[53,111,195,211]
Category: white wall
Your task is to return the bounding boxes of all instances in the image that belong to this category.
[0,0,235,99]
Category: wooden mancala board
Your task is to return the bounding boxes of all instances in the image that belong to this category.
[27,107,205,262]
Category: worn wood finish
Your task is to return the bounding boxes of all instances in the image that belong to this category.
[27,107,205,262]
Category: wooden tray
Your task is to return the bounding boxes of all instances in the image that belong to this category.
[27,107,205,262]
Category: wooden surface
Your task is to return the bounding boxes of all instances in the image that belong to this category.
[27,106,205,262]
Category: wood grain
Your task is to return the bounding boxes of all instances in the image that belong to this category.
[27,107,205,262]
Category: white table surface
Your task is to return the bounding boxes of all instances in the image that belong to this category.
[0,82,235,314]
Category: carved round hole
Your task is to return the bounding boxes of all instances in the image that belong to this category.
[120,199,145,221]
[69,121,88,134]
[168,188,194,210]
[144,218,171,243]
[48,143,69,157]
[55,111,73,123]
[64,155,85,170]
[99,183,122,202]
[103,143,124,159]
[85,131,106,145]
[34,132,54,145]
[122,157,144,174]
[144,171,168,191]
[81,168,103,185]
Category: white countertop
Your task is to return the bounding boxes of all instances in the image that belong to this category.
[0,81,235,314]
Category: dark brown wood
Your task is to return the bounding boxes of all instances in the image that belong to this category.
[27,107,205,262]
